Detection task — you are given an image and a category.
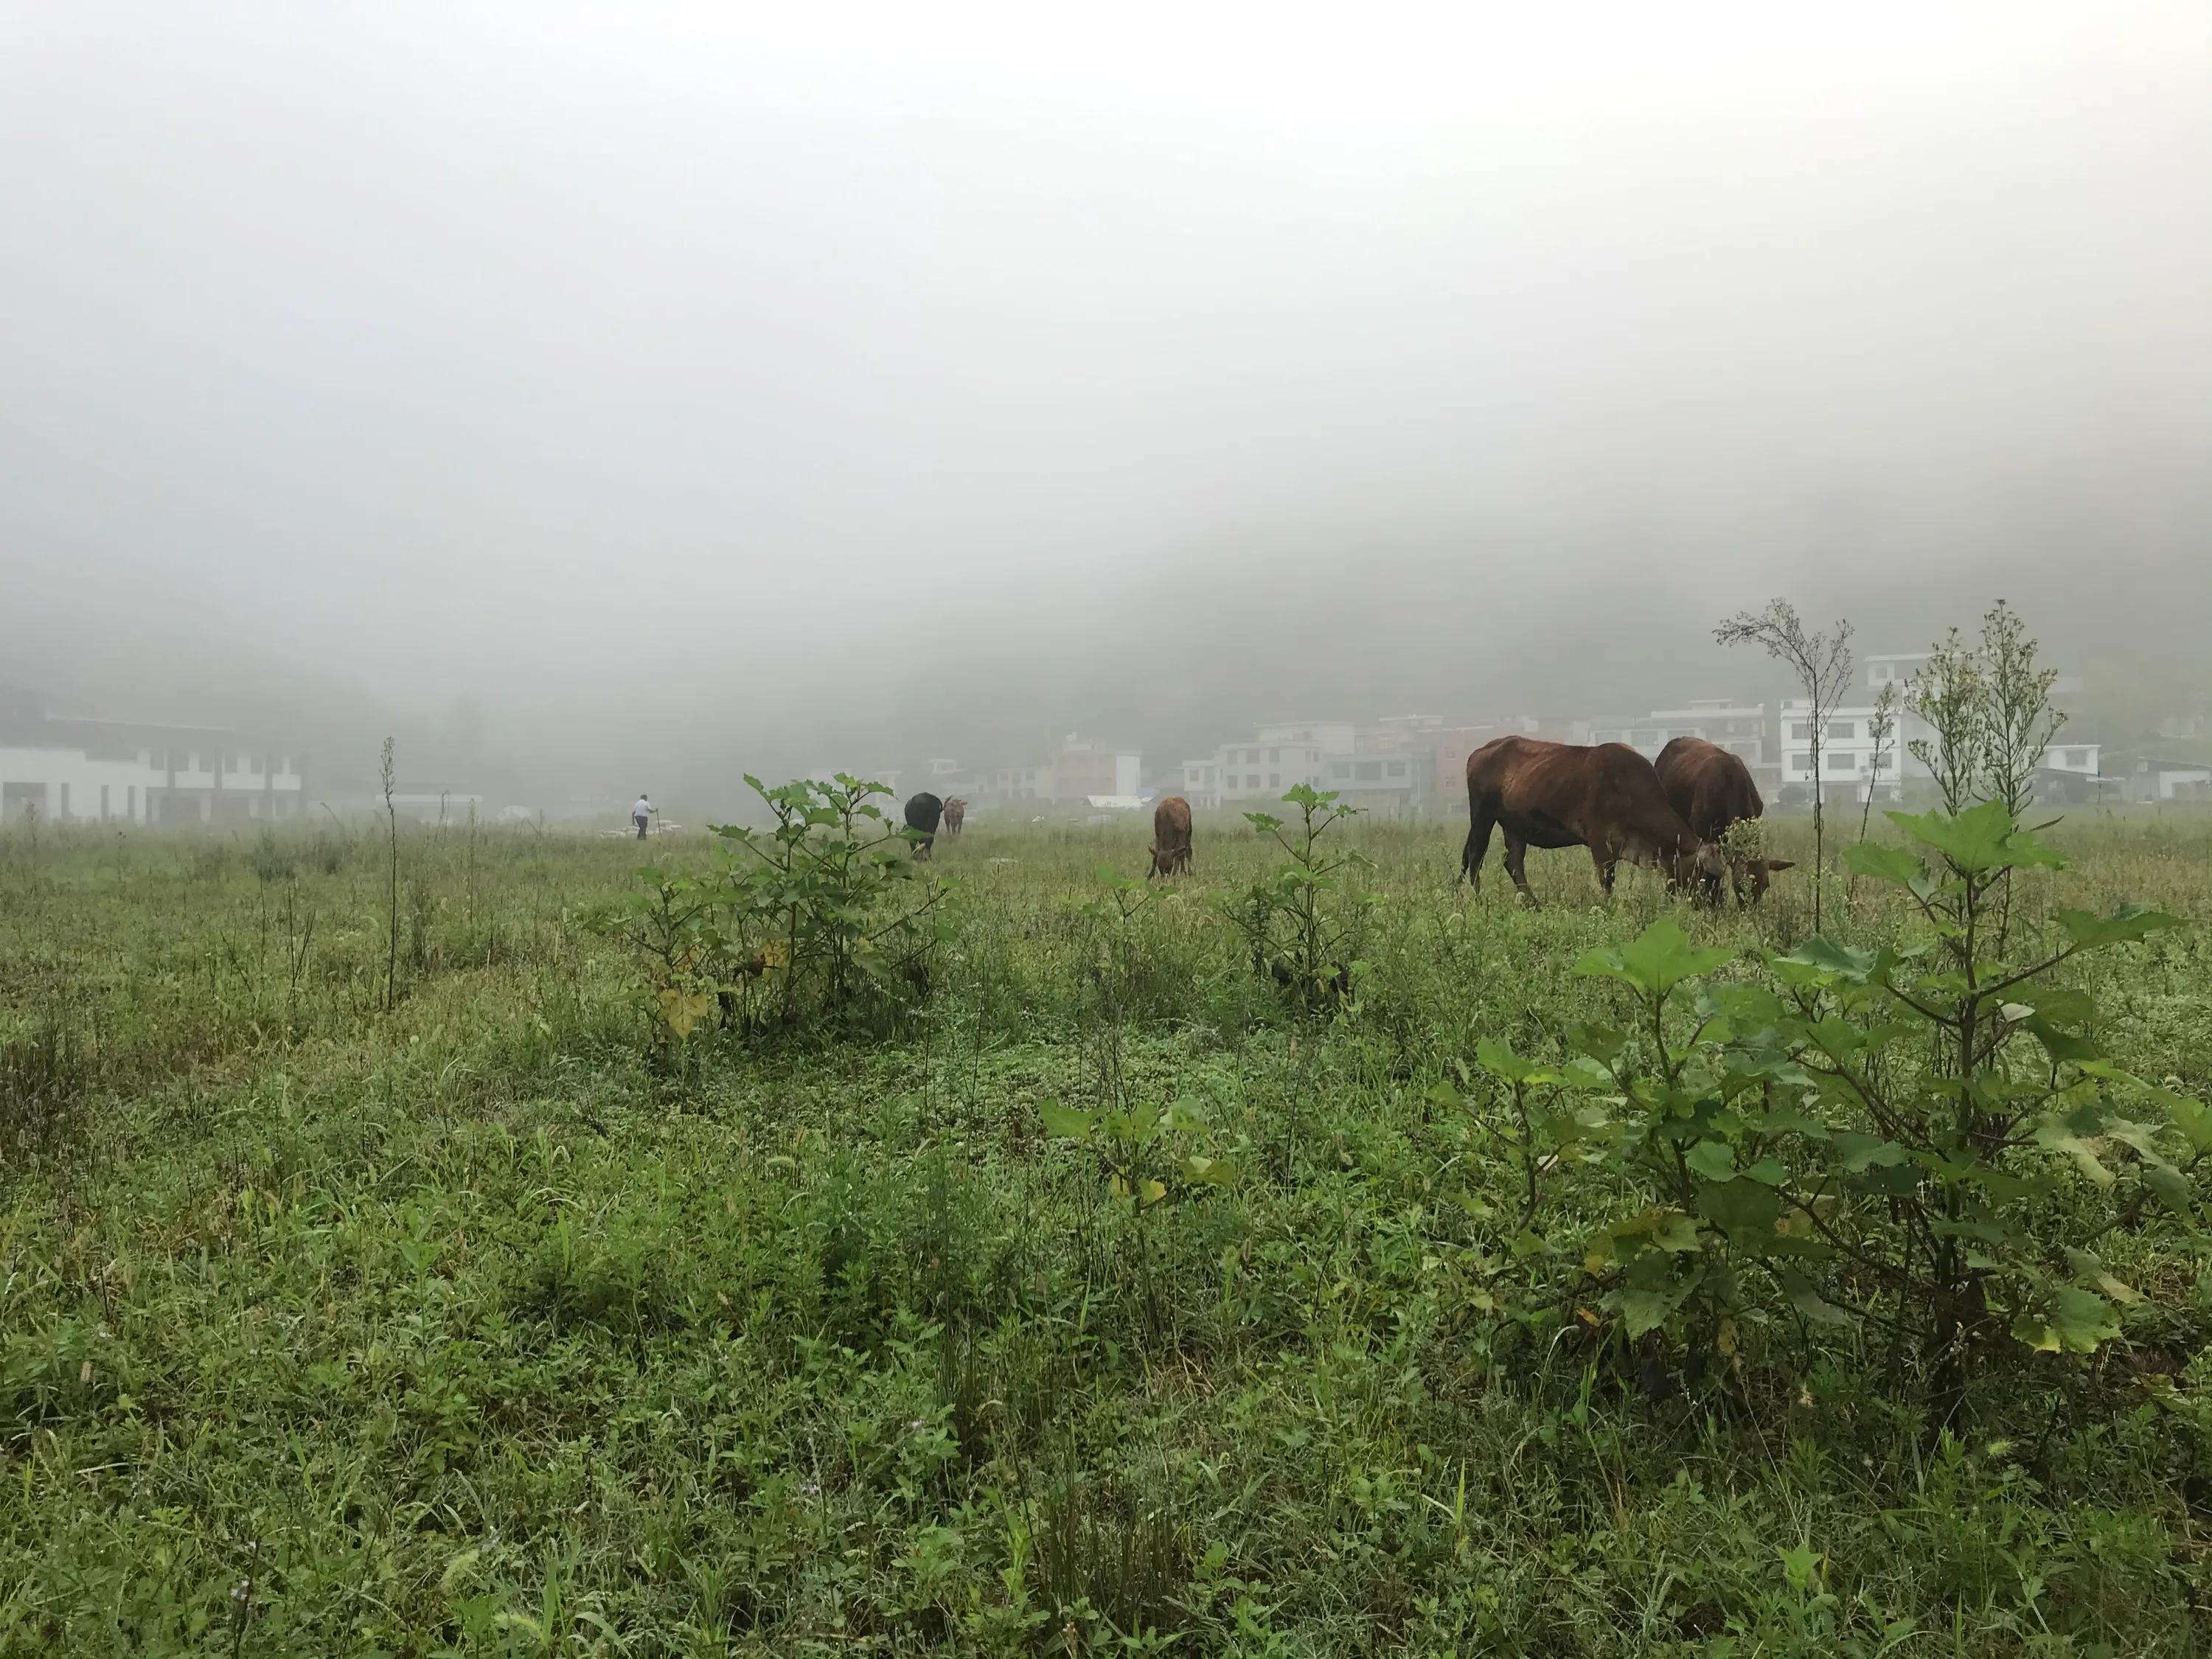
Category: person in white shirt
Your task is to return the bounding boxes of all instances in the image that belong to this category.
[632,795,652,839]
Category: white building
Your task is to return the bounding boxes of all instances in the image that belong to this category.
[1209,735,1326,804]
[1178,758,1223,810]
[1318,748,1426,813]
[1199,718,1430,815]
[1779,655,2100,804]
[990,763,1053,802]
[0,698,307,825]
[2122,757,2212,801]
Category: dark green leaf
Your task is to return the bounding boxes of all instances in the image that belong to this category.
[1039,1101,1095,1141]
[1697,1178,1781,1237]
[2028,1018,2103,1065]
[1832,1132,1907,1174]
[1845,842,1923,889]
[1781,1269,1854,1326]
[2053,905,2187,950]
[1684,1140,1736,1183]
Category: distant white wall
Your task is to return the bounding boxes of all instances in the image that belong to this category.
[0,744,306,824]
[0,745,153,821]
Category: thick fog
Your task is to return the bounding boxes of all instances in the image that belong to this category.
[4,3,2208,805]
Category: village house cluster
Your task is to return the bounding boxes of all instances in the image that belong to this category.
[6,651,2209,830]
[908,653,2211,822]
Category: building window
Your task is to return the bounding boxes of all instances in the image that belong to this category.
[1268,773,1279,787]
[1790,752,1812,773]
[1268,748,1280,763]
[1827,752,1855,772]
[1829,721,1856,740]
[1356,761,1382,782]
[1387,761,1405,778]
[1790,722,1813,740]
[1332,762,1351,779]
[2062,748,2088,768]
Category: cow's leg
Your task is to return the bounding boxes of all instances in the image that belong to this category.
[1461,804,1496,890]
[1590,844,1619,897]
[1503,831,1538,907]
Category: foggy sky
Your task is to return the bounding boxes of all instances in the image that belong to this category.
[4,3,2208,800]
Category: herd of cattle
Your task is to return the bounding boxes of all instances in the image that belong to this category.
[898,736,1791,905]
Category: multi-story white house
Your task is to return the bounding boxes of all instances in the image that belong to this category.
[990,763,1053,803]
[1318,748,1426,813]
[1211,735,1326,804]
[1779,655,2101,804]
[1198,718,1432,815]
[1178,758,1224,810]
[0,695,307,824]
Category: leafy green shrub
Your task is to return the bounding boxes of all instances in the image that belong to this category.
[1043,1096,1237,1329]
[594,773,949,1054]
[1221,784,1376,1009]
[1470,801,2201,1420]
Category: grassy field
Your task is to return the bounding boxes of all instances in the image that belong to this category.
[3,804,2210,1655]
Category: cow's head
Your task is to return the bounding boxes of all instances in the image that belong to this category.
[1667,839,1729,906]
[1733,856,1795,903]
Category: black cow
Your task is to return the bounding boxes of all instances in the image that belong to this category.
[903,791,944,860]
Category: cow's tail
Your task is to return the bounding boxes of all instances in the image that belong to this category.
[1460,772,1492,887]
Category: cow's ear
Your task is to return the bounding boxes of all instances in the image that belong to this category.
[1764,859,1796,872]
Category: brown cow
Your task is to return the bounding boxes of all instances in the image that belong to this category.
[1461,737,1724,905]
[1653,737,1793,903]
[942,798,967,838]
[1148,796,1194,878]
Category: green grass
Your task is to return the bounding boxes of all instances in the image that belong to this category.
[3,807,2210,1655]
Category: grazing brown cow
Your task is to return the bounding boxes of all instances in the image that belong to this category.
[903,791,944,860]
[1653,737,1794,903]
[942,798,967,838]
[1461,737,1724,905]
[1148,796,1194,878]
